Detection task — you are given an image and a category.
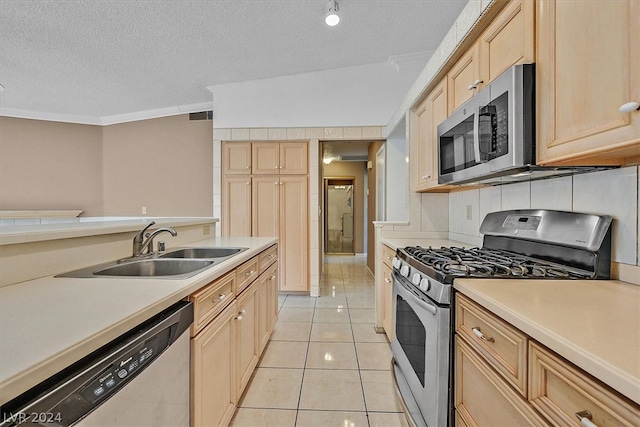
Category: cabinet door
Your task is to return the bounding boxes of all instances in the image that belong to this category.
[191,301,237,427]
[537,0,640,165]
[455,336,548,427]
[258,262,279,352]
[236,282,259,399]
[252,142,280,174]
[415,78,450,191]
[223,142,252,174]
[280,141,308,174]
[252,176,279,238]
[478,0,535,85]
[448,43,481,114]
[382,264,394,341]
[279,176,308,292]
[222,176,251,237]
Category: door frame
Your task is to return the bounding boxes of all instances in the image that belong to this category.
[323,176,356,255]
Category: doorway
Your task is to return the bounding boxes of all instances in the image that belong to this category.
[324,178,355,254]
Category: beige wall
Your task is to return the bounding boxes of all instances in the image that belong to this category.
[102,115,213,216]
[0,115,213,217]
[323,161,366,254]
[0,117,104,215]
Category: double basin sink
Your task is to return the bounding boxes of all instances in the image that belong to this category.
[57,247,248,279]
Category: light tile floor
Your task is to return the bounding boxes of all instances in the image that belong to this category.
[230,255,409,427]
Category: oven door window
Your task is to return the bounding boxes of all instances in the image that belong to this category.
[395,294,426,387]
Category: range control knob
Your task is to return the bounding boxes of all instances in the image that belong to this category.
[400,265,410,278]
[419,278,431,292]
[392,257,401,269]
[412,273,421,286]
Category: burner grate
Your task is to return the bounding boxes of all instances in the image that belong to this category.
[403,246,594,279]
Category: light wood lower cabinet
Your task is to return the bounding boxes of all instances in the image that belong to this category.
[529,342,640,427]
[381,263,394,341]
[455,293,640,426]
[455,336,548,426]
[190,245,278,427]
[191,300,237,427]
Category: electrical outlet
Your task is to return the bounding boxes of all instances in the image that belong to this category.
[141,206,147,215]
[203,225,210,235]
[466,205,472,220]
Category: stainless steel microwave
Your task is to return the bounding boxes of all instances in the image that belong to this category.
[437,64,535,185]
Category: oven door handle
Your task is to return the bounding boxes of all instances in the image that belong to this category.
[393,273,437,315]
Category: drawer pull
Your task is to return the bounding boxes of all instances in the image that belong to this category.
[245,270,256,276]
[575,411,597,427]
[384,278,392,283]
[269,275,276,280]
[214,293,227,303]
[268,254,275,259]
[385,256,392,260]
[236,309,246,321]
[472,327,495,343]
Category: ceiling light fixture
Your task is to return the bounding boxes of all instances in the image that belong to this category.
[325,0,340,26]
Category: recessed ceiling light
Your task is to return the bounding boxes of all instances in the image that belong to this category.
[325,0,340,26]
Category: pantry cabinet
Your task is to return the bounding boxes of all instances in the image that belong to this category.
[189,246,279,427]
[536,0,640,165]
[223,141,309,293]
[222,142,252,175]
[252,141,308,175]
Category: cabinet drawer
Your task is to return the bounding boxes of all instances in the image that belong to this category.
[529,342,640,426]
[382,244,395,268]
[237,256,259,294]
[456,294,528,396]
[259,245,278,273]
[189,270,236,334]
[455,336,548,426]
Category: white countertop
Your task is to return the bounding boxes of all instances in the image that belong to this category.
[454,278,640,405]
[0,217,218,245]
[0,236,276,406]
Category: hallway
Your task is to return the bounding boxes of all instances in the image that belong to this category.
[230,255,408,427]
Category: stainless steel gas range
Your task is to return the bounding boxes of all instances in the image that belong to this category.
[390,209,613,427]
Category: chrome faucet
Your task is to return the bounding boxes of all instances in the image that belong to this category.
[132,221,177,257]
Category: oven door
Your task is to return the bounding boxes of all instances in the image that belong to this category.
[390,271,450,427]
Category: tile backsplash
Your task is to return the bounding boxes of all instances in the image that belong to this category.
[448,166,639,266]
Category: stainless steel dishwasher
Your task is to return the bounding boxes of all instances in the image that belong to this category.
[0,301,193,427]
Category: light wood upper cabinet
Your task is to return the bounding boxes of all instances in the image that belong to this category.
[222,142,252,174]
[448,44,481,115]
[536,0,640,165]
[252,141,308,174]
[414,78,451,191]
[448,0,534,116]
[478,0,535,86]
[222,176,251,237]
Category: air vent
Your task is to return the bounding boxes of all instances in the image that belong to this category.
[340,155,368,162]
[189,111,213,120]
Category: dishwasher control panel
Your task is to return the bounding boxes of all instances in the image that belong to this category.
[80,335,163,403]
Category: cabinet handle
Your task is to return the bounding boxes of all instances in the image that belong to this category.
[471,327,495,343]
[421,175,430,180]
[245,270,256,276]
[214,293,226,302]
[619,101,640,113]
[245,166,250,169]
[467,79,484,90]
[384,278,392,283]
[385,256,392,260]
[268,254,275,259]
[269,275,276,280]
[236,309,247,321]
[575,411,597,427]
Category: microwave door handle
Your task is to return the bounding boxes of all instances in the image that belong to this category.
[472,105,483,164]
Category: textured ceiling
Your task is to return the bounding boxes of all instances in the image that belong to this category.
[0,0,468,123]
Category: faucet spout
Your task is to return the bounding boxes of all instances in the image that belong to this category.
[137,227,178,256]
[132,221,156,257]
